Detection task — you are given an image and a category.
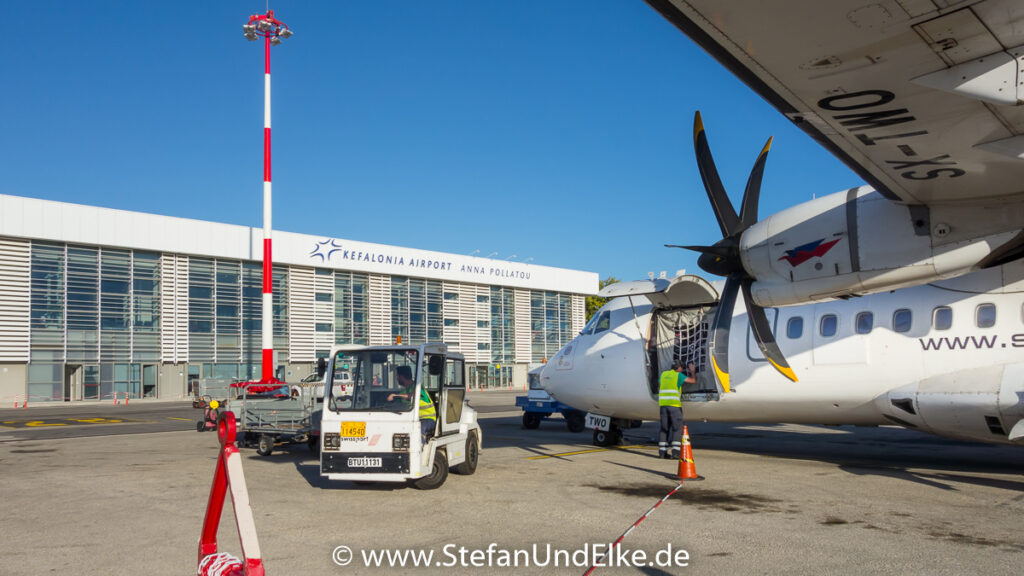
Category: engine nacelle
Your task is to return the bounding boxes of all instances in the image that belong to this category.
[740,186,1024,307]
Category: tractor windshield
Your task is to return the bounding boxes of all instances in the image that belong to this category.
[328,348,419,413]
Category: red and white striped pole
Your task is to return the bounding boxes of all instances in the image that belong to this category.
[243,11,292,384]
[260,23,274,385]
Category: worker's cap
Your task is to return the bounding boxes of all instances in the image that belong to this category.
[396,365,413,380]
[210,400,220,409]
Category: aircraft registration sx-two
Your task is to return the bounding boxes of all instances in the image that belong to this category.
[541,0,1024,447]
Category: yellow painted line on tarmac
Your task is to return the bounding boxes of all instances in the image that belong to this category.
[0,417,146,429]
[526,448,611,460]
[167,417,193,421]
[525,444,659,460]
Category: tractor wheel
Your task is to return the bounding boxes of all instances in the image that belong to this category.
[411,450,448,490]
[452,432,479,475]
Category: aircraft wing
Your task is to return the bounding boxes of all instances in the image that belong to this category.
[646,0,1024,206]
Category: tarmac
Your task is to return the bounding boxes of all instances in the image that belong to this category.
[0,390,1022,575]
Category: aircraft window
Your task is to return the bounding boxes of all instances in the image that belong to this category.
[786,317,803,339]
[976,304,996,329]
[932,306,952,331]
[893,309,912,333]
[855,312,873,334]
[819,314,837,338]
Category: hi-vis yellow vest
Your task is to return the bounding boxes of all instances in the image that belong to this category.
[658,370,681,408]
[419,388,437,421]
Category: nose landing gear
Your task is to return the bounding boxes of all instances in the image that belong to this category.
[593,424,622,447]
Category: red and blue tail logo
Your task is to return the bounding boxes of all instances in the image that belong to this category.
[778,238,841,267]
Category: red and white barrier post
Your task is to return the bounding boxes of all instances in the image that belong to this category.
[197,412,265,576]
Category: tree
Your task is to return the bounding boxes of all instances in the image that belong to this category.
[585,276,619,321]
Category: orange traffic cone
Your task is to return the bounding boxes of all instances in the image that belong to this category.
[677,426,703,481]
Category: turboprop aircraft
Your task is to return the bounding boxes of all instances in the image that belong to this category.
[633,1,1024,386]
[540,263,1024,447]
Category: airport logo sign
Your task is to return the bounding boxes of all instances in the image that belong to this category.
[310,239,343,261]
[308,239,532,280]
[778,238,841,267]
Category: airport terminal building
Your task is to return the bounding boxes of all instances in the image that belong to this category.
[0,194,597,403]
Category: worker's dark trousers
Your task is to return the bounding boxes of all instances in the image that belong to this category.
[421,418,436,443]
[658,406,683,458]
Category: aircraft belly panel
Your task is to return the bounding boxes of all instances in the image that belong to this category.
[686,382,887,426]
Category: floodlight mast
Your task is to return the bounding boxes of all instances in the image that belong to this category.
[243,10,292,384]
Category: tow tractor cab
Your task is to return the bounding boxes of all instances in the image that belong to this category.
[319,343,481,490]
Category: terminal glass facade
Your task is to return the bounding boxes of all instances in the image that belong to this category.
[28,243,162,401]
[531,290,573,362]
[490,287,515,364]
[334,271,369,345]
[12,237,587,401]
[186,258,290,381]
[390,277,443,346]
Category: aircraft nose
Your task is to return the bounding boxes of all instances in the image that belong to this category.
[538,363,560,397]
[540,361,574,406]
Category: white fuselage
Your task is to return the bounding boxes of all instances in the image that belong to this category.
[542,262,1024,445]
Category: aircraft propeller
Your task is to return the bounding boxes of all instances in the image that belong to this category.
[667,111,797,391]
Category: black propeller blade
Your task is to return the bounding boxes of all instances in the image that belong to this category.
[684,112,797,386]
[741,279,797,382]
[665,244,730,259]
[693,112,741,238]
[740,137,772,229]
[708,274,741,393]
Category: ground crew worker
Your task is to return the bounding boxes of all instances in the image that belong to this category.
[387,365,437,442]
[658,361,696,459]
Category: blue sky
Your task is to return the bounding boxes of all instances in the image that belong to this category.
[1,1,863,285]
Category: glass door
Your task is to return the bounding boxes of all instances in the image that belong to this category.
[142,364,158,398]
[83,366,100,400]
[187,365,200,397]
[470,365,488,389]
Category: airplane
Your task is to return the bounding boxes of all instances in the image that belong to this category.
[540,1,1024,449]
[541,264,1024,447]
